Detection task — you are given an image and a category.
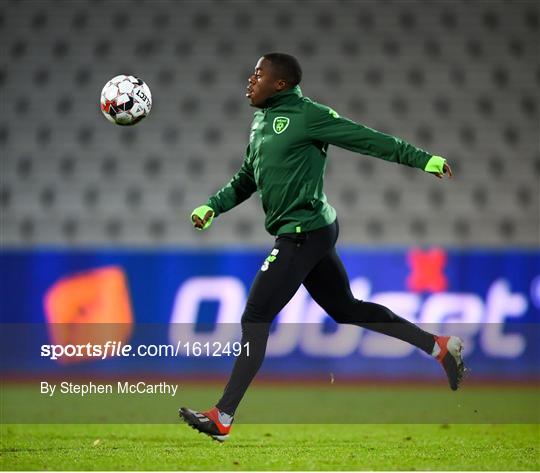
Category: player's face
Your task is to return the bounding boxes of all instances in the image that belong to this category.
[246,57,281,108]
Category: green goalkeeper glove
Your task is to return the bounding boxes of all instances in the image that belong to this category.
[191,205,214,230]
[424,155,453,179]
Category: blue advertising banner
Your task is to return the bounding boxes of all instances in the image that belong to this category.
[1,248,539,380]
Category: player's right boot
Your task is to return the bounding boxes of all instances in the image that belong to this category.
[179,406,233,442]
[434,335,466,390]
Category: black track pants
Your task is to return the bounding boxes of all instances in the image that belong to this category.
[216,218,435,415]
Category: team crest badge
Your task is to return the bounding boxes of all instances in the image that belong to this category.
[273,117,290,134]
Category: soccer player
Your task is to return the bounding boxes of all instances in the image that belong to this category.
[179,53,465,441]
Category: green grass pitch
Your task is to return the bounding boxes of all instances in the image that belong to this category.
[1,384,538,470]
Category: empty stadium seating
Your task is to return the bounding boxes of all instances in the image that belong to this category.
[1,0,538,246]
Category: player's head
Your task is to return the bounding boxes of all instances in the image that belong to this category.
[246,53,302,108]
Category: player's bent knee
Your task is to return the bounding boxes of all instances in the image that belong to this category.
[241,303,270,324]
[330,313,353,324]
[328,299,364,324]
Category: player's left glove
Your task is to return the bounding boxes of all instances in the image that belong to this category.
[425,155,453,179]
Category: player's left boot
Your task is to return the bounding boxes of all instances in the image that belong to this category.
[434,335,466,390]
[179,406,233,442]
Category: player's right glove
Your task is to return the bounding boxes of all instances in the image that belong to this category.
[191,205,215,230]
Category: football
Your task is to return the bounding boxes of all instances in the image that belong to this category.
[100,75,152,126]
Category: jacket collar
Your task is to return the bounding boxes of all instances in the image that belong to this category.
[264,85,303,109]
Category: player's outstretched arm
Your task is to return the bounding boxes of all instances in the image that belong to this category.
[305,100,452,178]
[189,145,257,231]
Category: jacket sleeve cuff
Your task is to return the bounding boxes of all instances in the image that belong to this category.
[204,200,219,217]
[424,155,446,174]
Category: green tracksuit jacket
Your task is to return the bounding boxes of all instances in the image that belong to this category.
[206,85,434,236]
